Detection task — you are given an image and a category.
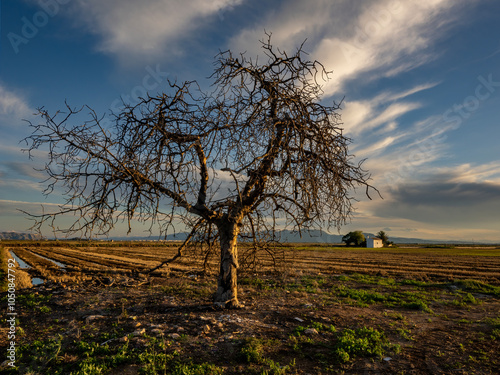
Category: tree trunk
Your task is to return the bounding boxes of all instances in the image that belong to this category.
[214,221,240,308]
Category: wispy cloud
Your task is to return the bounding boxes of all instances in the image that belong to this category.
[229,0,464,93]
[343,82,439,136]
[0,199,60,215]
[314,0,463,94]
[70,0,243,64]
[0,84,31,121]
[344,101,422,137]
[2,161,46,180]
[0,178,43,192]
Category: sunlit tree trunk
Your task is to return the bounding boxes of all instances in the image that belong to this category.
[214,220,240,308]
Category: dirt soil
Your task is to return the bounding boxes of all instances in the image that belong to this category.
[1,269,499,374]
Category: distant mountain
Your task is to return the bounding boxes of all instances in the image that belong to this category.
[108,230,341,243]
[109,233,189,242]
[270,229,343,243]
[0,231,44,241]
[66,230,493,245]
[1,229,487,244]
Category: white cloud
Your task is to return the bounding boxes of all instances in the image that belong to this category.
[0,178,43,192]
[71,0,243,63]
[314,0,462,94]
[0,84,33,157]
[228,0,463,93]
[342,82,438,137]
[0,85,31,119]
[345,101,421,136]
[354,135,397,156]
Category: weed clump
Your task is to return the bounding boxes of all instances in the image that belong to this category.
[334,327,400,363]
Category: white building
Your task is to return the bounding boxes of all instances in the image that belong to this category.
[366,237,383,248]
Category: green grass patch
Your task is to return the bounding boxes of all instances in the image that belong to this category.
[240,337,295,374]
[11,335,134,375]
[486,317,500,329]
[347,273,397,287]
[334,285,386,306]
[292,322,336,337]
[399,279,431,287]
[333,327,401,363]
[282,275,328,293]
[138,337,225,375]
[14,293,52,308]
[450,292,482,307]
[452,280,500,297]
[9,334,224,375]
[332,284,434,312]
[239,277,280,290]
[396,328,414,341]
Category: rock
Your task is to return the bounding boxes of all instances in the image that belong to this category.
[85,315,105,324]
[151,328,164,336]
[304,328,319,335]
[132,328,146,336]
[383,357,392,362]
[132,337,147,347]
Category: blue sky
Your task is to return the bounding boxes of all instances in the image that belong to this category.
[1,0,500,241]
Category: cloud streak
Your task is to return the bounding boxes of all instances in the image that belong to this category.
[228,0,464,94]
[70,0,243,64]
[0,84,31,124]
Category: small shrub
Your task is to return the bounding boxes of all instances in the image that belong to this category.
[241,337,266,364]
[333,327,400,363]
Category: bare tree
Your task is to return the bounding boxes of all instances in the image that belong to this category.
[24,35,376,308]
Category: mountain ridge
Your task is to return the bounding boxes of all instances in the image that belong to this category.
[1,230,492,244]
[108,229,489,245]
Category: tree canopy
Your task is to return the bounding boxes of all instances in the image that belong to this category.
[342,231,366,247]
[24,35,376,308]
[377,230,392,246]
